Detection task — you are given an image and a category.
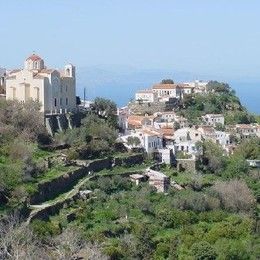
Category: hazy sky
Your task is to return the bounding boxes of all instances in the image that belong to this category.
[1,0,260,80]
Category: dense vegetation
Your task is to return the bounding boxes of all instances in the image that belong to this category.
[0,98,119,215]
[0,91,260,259]
[31,152,259,260]
[178,81,256,125]
[0,100,52,211]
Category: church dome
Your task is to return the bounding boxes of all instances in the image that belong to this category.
[26,54,42,62]
[24,53,44,70]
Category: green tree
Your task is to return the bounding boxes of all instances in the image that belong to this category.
[161,79,174,84]
[201,140,227,174]
[191,241,217,260]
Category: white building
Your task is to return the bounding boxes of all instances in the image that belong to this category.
[153,111,188,128]
[202,114,225,126]
[135,89,158,103]
[173,127,202,143]
[184,80,209,94]
[174,140,199,156]
[181,84,194,95]
[215,131,230,146]
[152,83,182,99]
[173,127,202,157]
[198,126,230,148]
[119,128,163,154]
[117,106,130,132]
[5,54,76,114]
[235,124,260,139]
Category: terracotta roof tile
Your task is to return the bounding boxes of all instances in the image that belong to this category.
[26,54,42,61]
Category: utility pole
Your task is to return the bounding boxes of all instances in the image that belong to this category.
[83,87,86,107]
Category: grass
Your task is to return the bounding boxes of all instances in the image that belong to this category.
[32,146,53,161]
[36,164,80,183]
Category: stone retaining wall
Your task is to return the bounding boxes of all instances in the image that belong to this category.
[29,154,144,205]
[114,153,144,167]
[176,158,196,173]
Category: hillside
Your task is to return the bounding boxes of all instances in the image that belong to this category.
[176,81,256,125]
[0,97,259,259]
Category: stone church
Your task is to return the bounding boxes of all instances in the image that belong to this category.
[6,54,76,114]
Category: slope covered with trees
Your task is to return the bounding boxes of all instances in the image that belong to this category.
[178,81,256,125]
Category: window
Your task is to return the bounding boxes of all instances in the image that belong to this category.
[66,98,68,105]
[60,86,63,93]
[54,98,57,107]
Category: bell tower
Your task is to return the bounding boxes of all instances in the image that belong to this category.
[64,64,75,78]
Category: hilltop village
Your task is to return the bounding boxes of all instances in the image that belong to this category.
[0,55,260,259]
[117,79,260,171]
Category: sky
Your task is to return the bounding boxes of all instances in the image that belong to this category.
[1,0,260,81]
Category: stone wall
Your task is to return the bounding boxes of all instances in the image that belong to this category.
[29,169,146,222]
[114,153,144,167]
[30,193,80,222]
[176,158,196,173]
[29,154,144,205]
[87,158,111,172]
[29,167,87,205]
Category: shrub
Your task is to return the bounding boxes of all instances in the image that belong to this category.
[212,179,255,213]
[191,241,217,260]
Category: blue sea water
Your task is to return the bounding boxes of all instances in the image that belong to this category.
[229,81,260,114]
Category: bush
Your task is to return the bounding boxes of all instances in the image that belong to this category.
[212,179,255,213]
[191,241,217,260]
[173,190,220,212]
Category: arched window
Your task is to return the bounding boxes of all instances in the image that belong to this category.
[66,68,70,76]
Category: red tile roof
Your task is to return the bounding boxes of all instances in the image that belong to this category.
[152,83,192,90]
[152,83,179,90]
[26,54,42,61]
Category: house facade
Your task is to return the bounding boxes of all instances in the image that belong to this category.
[135,89,158,103]
[152,83,182,99]
[235,124,260,139]
[202,114,225,126]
